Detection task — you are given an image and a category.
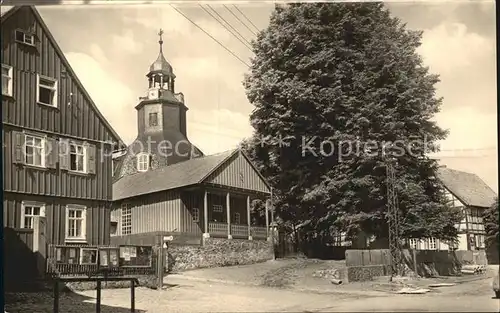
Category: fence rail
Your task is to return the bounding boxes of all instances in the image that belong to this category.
[208,222,227,236]
[251,226,268,239]
[231,224,248,237]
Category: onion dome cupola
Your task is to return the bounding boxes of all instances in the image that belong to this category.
[146,29,176,98]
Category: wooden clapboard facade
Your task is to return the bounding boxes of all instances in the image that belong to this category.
[2,6,123,247]
[111,149,272,245]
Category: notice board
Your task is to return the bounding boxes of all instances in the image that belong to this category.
[119,245,153,267]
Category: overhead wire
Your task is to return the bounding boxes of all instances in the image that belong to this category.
[232,4,260,33]
[223,4,258,36]
[199,4,253,51]
[168,4,250,67]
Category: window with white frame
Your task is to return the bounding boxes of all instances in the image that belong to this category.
[1,64,13,97]
[212,204,223,213]
[233,212,241,224]
[409,239,418,250]
[121,203,132,235]
[192,208,200,222]
[37,74,58,107]
[25,134,45,167]
[428,237,437,250]
[15,30,35,46]
[70,143,86,173]
[65,206,87,242]
[137,153,149,172]
[21,202,45,229]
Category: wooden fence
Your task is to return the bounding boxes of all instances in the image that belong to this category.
[345,249,469,279]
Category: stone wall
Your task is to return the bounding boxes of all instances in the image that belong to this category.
[168,237,273,272]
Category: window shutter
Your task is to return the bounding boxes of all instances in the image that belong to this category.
[45,137,58,169]
[59,139,70,170]
[53,80,58,107]
[36,74,40,103]
[86,143,96,174]
[13,131,25,163]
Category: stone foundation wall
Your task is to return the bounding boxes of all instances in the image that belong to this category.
[168,237,273,272]
[347,265,390,282]
[61,237,272,291]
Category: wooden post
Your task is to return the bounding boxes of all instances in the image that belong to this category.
[265,199,270,239]
[247,196,252,240]
[156,236,164,290]
[412,249,418,276]
[226,192,232,239]
[130,279,136,312]
[53,279,59,313]
[96,280,102,313]
[203,190,209,238]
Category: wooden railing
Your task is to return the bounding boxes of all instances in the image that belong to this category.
[231,224,248,237]
[208,222,228,236]
[251,226,268,239]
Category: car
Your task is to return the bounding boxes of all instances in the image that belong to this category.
[493,267,500,298]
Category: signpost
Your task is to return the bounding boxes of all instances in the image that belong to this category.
[157,235,174,289]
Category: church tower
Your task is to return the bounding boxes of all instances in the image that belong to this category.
[113,30,204,179]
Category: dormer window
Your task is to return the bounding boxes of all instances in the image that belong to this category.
[137,153,150,172]
[15,30,35,46]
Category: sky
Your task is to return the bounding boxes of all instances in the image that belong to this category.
[2,1,497,192]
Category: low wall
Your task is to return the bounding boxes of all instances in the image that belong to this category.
[168,237,273,272]
[111,232,273,272]
[345,249,466,282]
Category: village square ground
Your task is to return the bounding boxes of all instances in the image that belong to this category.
[5,259,499,312]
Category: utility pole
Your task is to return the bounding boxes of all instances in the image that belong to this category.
[386,151,402,279]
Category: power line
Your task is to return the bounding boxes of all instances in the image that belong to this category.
[168,4,250,67]
[199,4,253,51]
[232,4,260,33]
[223,4,257,36]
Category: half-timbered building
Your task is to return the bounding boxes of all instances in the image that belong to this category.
[407,166,496,251]
[2,6,123,251]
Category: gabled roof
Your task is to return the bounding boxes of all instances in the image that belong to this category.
[113,148,272,200]
[2,6,125,146]
[113,149,232,200]
[437,167,497,208]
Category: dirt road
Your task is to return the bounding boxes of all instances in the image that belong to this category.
[65,274,497,312]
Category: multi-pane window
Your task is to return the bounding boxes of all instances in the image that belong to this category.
[428,237,437,250]
[192,208,200,222]
[233,212,241,224]
[66,206,86,241]
[37,74,58,107]
[15,30,35,46]
[25,135,45,167]
[1,64,13,96]
[137,153,149,172]
[212,205,223,213]
[409,239,419,249]
[121,203,132,235]
[149,112,158,127]
[21,203,45,229]
[70,143,86,172]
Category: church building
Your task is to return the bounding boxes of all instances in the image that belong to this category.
[111,31,271,245]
